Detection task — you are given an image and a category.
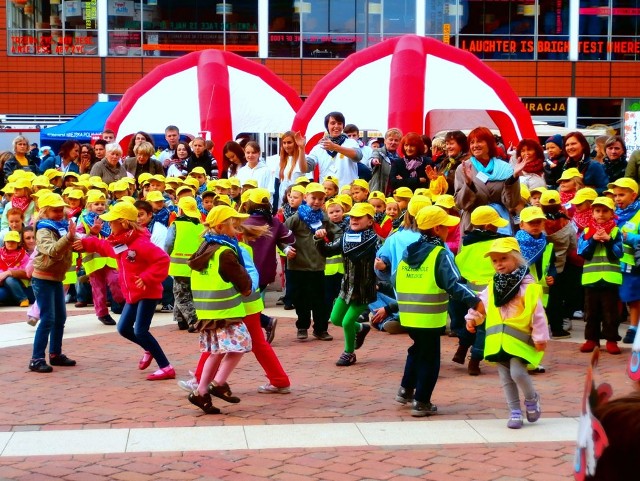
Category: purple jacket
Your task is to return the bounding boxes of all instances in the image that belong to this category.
[245,213,295,286]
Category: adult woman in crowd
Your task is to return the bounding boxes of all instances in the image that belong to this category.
[93,139,107,163]
[185,137,214,176]
[124,141,164,180]
[454,126,525,234]
[126,131,155,158]
[4,136,39,179]
[563,131,609,193]
[389,132,428,192]
[78,144,98,174]
[166,141,191,177]
[276,131,307,207]
[40,140,80,175]
[512,138,546,189]
[236,141,273,192]
[89,143,127,184]
[602,135,627,183]
[223,140,246,178]
[369,128,402,195]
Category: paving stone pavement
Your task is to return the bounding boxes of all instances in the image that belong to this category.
[0,292,635,481]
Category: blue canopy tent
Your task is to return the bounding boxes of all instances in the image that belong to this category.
[40,101,118,151]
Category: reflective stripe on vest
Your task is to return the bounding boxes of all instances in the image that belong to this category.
[395,246,448,328]
[169,220,204,277]
[324,254,345,275]
[456,240,496,294]
[484,282,544,367]
[621,210,640,266]
[238,242,264,315]
[528,243,553,307]
[582,233,622,285]
[190,247,245,319]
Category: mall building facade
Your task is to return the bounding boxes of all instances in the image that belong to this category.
[2,0,640,130]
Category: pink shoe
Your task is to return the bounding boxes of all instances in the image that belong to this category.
[138,351,153,370]
[147,366,176,381]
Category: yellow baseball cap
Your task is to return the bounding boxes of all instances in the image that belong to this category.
[206,180,218,191]
[86,189,106,204]
[325,198,343,209]
[291,185,306,195]
[177,196,201,219]
[228,178,241,188]
[138,173,153,185]
[470,205,509,227]
[38,193,68,209]
[368,191,386,202]
[434,194,455,209]
[557,167,583,183]
[165,176,183,186]
[190,167,206,176]
[1,183,14,194]
[13,178,32,189]
[385,197,398,205]
[176,185,194,196]
[520,184,530,202]
[149,174,166,184]
[67,189,85,200]
[413,188,432,198]
[32,175,51,188]
[240,190,251,205]
[393,186,413,199]
[407,195,432,217]
[215,178,230,190]
[92,181,108,191]
[305,182,325,195]
[248,188,271,204]
[214,194,232,207]
[242,179,258,188]
[122,177,136,186]
[31,189,52,199]
[352,179,369,191]
[569,187,598,205]
[519,206,546,223]
[110,180,129,193]
[118,196,136,204]
[337,193,353,208]
[4,231,21,243]
[348,202,375,218]
[484,237,521,257]
[591,196,616,210]
[608,177,639,194]
[78,173,91,181]
[89,176,103,184]
[540,190,561,206]
[415,205,460,230]
[324,175,339,187]
[100,202,138,222]
[204,205,249,227]
[146,191,165,202]
[530,186,547,195]
[63,172,80,180]
[295,176,310,185]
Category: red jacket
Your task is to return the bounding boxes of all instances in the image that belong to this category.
[81,229,170,304]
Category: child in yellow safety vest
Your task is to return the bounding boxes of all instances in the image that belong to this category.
[77,190,125,326]
[324,198,347,310]
[395,206,481,417]
[465,237,549,429]
[577,197,623,355]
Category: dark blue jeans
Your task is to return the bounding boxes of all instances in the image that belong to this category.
[401,327,441,404]
[0,277,29,305]
[449,297,485,360]
[32,278,67,360]
[160,276,174,307]
[117,298,170,368]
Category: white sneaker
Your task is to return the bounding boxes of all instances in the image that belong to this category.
[177,378,198,392]
[258,383,291,394]
[572,310,584,319]
[563,318,573,331]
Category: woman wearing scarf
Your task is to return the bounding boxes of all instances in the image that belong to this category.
[563,132,609,194]
[512,139,547,190]
[369,128,402,195]
[454,127,528,234]
[602,135,627,184]
[389,132,428,193]
[306,111,362,189]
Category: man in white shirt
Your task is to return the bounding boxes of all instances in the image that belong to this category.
[159,125,180,169]
[306,111,362,188]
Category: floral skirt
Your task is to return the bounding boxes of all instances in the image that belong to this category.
[199,321,252,354]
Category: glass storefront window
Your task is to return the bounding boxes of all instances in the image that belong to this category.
[8,0,98,55]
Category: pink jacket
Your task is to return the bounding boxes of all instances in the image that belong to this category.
[81,229,169,304]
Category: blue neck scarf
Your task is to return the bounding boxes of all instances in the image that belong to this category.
[36,218,69,236]
[470,157,514,182]
[297,202,324,233]
[83,211,111,237]
[203,233,245,267]
[616,199,640,225]
[154,207,171,227]
[515,229,547,264]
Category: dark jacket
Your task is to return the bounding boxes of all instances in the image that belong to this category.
[186,152,214,177]
[39,155,80,175]
[389,156,428,192]
[543,154,566,187]
[245,212,295,286]
[564,156,609,194]
[124,156,164,179]
[603,157,627,184]
[4,155,39,179]
[369,146,398,195]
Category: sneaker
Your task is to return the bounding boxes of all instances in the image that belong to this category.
[188,323,198,333]
[74,302,88,308]
[265,317,277,344]
[188,391,221,415]
[160,304,174,313]
[313,331,333,341]
[605,341,621,355]
[507,409,524,429]
[138,351,153,370]
[563,318,573,331]
[177,320,189,331]
[382,320,405,334]
[623,328,637,344]
[357,310,370,324]
[529,365,546,374]
[467,358,481,376]
[580,340,600,353]
[28,358,53,373]
[208,381,241,403]
[283,304,294,310]
[19,299,29,307]
[411,400,437,417]
[395,386,414,405]
[178,378,199,392]
[296,328,308,340]
[98,315,116,326]
[452,344,469,365]
[524,393,541,423]
[258,383,291,394]
[572,310,584,319]
[276,296,285,306]
[26,316,38,327]
[551,329,571,339]
[49,354,76,366]
[146,365,176,381]
[336,351,356,366]
[355,323,371,350]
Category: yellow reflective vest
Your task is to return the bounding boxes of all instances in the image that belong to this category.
[396,246,449,328]
[63,252,78,285]
[191,246,246,320]
[484,281,544,367]
[168,219,204,277]
[239,242,264,316]
[620,210,640,269]
[80,218,117,274]
[456,239,496,293]
[528,243,553,307]
[324,254,345,275]
[581,227,622,286]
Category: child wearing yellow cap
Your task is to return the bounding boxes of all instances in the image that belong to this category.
[186,205,253,414]
[465,237,548,429]
[557,167,584,206]
[0,230,31,307]
[367,192,391,239]
[569,187,598,234]
[395,205,482,416]
[1,178,35,229]
[77,191,125,326]
[322,198,347,333]
[576,197,623,354]
[350,179,369,204]
[322,175,339,201]
[145,190,176,227]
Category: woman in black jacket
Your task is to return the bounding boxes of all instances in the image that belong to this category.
[186,137,213,177]
[389,132,428,192]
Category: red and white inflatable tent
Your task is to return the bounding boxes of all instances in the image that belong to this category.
[292,35,536,149]
[106,49,302,170]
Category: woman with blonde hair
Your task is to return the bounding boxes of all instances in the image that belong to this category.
[276,131,307,208]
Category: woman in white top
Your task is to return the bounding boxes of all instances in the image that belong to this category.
[236,141,274,194]
[276,131,307,207]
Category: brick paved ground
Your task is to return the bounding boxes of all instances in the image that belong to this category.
[0,300,635,480]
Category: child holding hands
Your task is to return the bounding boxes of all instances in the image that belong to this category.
[465,237,549,429]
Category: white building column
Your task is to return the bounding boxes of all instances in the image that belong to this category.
[258,0,268,58]
[567,97,578,129]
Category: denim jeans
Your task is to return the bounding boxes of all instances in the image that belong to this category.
[449,297,485,360]
[368,292,399,331]
[31,278,67,360]
[160,276,174,306]
[401,327,441,404]
[0,277,29,305]
[117,298,170,368]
